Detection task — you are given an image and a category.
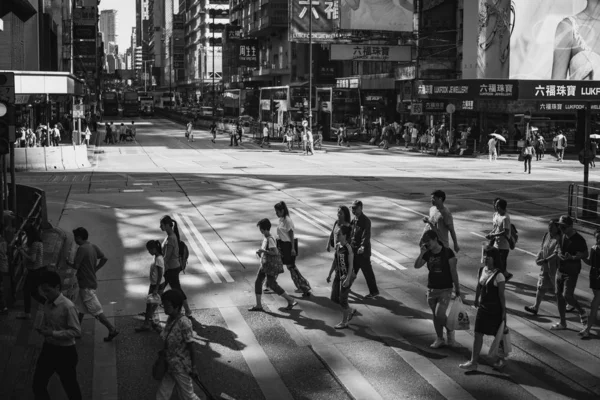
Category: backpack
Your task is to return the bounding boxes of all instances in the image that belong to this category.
[179,241,189,272]
[507,224,518,250]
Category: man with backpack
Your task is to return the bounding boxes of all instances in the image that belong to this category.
[486,198,514,281]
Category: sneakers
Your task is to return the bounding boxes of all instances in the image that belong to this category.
[524,306,538,315]
[578,329,590,339]
[493,358,506,370]
[365,292,380,299]
[459,361,478,371]
[430,338,445,349]
[335,321,349,329]
[550,322,567,330]
[446,331,456,346]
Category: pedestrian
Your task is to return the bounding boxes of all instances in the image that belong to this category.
[273,201,311,297]
[535,135,546,160]
[327,225,357,329]
[327,205,352,255]
[305,127,314,155]
[590,140,597,168]
[159,215,193,318]
[422,190,460,252]
[525,220,561,316]
[104,123,111,144]
[350,200,379,298]
[411,124,419,148]
[186,121,194,142]
[488,136,498,161]
[284,125,293,152]
[249,218,298,312]
[111,122,117,144]
[403,127,410,148]
[33,270,83,400]
[52,124,61,146]
[135,240,164,333]
[555,131,567,162]
[84,126,91,146]
[378,123,392,150]
[210,122,216,143]
[459,245,507,371]
[551,216,588,330]
[155,290,201,400]
[415,230,461,348]
[485,198,513,281]
[16,225,46,319]
[130,121,136,140]
[0,223,8,314]
[522,140,536,174]
[580,228,600,338]
[228,123,237,146]
[118,123,127,142]
[337,124,346,147]
[70,227,120,342]
[261,123,271,148]
[236,123,243,143]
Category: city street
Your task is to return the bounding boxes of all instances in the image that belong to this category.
[4,117,600,400]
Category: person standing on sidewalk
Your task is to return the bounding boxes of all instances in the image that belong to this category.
[485,198,513,281]
[551,216,588,331]
[33,271,82,400]
[305,127,314,155]
[17,225,46,319]
[351,200,379,298]
[186,121,194,142]
[422,190,460,253]
[522,140,536,174]
[70,227,119,342]
[488,136,498,161]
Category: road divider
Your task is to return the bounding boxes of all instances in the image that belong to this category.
[14,145,91,171]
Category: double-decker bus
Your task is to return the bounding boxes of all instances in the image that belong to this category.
[122,91,140,117]
[331,88,362,136]
[103,91,119,117]
[139,93,154,116]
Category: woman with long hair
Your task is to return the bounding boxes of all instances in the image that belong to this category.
[17,225,46,319]
[160,215,192,317]
[273,201,311,297]
[135,240,165,333]
[326,205,352,272]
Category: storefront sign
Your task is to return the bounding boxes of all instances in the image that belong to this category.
[424,101,447,112]
[331,44,411,62]
[411,102,423,115]
[417,80,519,99]
[395,64,416,81]
[536,102,600,112]
[289,0,349,43]
[461,100,475,110]
[237,40,258,68]
[520,81,600,100]
[336,77,360,89]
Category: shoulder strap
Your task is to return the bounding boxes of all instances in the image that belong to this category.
[164,316,182,350]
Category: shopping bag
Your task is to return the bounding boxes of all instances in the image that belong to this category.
[146,293,161,305]
[488,321,506,358]
[499,326,512,357]
[445,297,470,331]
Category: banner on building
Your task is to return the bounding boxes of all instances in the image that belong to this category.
[73,6,97,25]
[339,0,414,32]
[238,40,259,68]
[289,0,349,42]
[331,44,411,62]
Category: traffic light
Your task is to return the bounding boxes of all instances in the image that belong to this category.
[0,102,15,155]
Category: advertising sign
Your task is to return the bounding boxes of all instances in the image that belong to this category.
[238,40,258,68]
[395,64,416,81]
[510,0,593,80]
[411,102,423,115]
[520,81,600,100]
[331,44,411,62]
[339,0,414,32]
[336,77,360,89]
[416,80,519,100]
[289,0,350,42]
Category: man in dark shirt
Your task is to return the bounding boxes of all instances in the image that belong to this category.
[552,216,588,330]
[70,227,119,342]
[350,200,379,298]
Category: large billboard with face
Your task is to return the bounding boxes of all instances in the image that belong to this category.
[510,0,599,80]
[339,0,414,32]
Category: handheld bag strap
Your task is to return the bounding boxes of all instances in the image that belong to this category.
[163,315,182,350]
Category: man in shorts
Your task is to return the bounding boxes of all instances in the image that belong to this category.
[423,190,460,253]
[70,227,119,342]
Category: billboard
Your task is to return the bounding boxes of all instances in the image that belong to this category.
[339,0,413,32]
[331,44,411,61]
[289,0,352,42]
[237,40,259,68]
[510,0,595,80]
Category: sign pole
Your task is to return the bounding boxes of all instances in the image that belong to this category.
[308,0,313,134]
[583,104,590,210]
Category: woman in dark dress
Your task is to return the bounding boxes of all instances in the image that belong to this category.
[460,246,507,371]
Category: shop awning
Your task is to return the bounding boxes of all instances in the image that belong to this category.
[0,71,85,99]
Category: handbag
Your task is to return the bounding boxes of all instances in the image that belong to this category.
[518,152,525,162]
[261,238,284,276]
[152,316,181,380]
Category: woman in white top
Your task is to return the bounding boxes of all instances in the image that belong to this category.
[522,140,536,174]
[273,201,312,297]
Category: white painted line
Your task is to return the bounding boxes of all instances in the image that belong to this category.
[311,343,385,400]
[390,201,428,218]
[470,232,537,257]
[180,214,234,283]
[132,182,153,186]
[372,256,395,271]
[290,208,330,234]
[92,303,118,400]
[292,207,331,231]
[219,307,294,400]
[372,250,407,270]
[121,189,144,193]
[176,214,222,284]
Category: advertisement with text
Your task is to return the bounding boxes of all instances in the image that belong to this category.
[339,0,414,32]
[510,0,600,80]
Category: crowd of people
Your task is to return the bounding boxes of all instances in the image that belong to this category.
[103,121,137,144]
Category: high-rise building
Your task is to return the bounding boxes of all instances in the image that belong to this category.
[99,9,117,53]
[136,0,151,82]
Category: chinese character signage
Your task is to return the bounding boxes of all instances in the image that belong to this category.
[237,40,258,68]
[520,81,600,100]
[336,77,360,89]
[416,80,519,100]
[478,83,515,98]
[424,101,446,112]
[411,102,423,115]
[290,0,348,42]
[339,0,413,32]
[330,44,411,62]
[536,102,588,112]
[461,100,475,110]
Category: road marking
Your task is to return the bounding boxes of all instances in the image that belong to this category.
[290,208,330,234]
[176,214,222,283]
[132,182,153,186]
[371,256,395,270]
[311,343,385,400]
[121,189,144,193]
[180,214,234,283]
[389,200,428,218]
[372,250,407,270]
[470,232,537,257]
[92,303,118,400]
[219,307,294,400]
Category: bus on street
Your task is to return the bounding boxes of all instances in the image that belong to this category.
[123,91,140,117]
[103,91,119,117]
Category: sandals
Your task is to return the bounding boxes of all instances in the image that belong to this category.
[248,306,264,312]
[550,323,566,331]
[285,301,298,311]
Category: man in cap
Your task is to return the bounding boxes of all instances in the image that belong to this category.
[350,200,379,298]
[551,216,588,330]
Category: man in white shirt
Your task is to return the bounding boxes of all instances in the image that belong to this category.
[52,125,61,146]
[555,131,566,162]
[422,190,460,252]
[305,127,314,156]
[488,137,497,162]
[261,123,270,148]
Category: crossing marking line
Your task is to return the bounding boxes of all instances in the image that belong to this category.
[470,232,537,257]
[176,214,222,283]
[291,207,407,270]
[179,214,234,283]
[219,307,294,400]
[92,304,118,400]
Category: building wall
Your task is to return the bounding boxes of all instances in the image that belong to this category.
[0,13,27,70]
[99,10,117,52]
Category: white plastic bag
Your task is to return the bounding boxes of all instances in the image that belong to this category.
[146,293,161,305]
[488,321,506,358]
[445,297,470,331]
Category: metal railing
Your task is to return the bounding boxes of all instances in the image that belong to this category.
[8,192,44,301]
[568,184,600,230]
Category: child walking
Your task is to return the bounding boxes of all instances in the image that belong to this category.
[249,219,297,312]
[327,225,357,329]
[135,240,164,332]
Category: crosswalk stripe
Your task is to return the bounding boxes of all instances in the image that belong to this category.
[92,304,118,400]
[290,208,330,234]
[219,307,294,400]
[176,214,222,283]
[371,256,395,270]
[292,207,331,231]
[180,214,235,283]
[470,232,537,257]
[372,250,407,270]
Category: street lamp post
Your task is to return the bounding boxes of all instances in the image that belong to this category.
[212,10,216,122]
[308,1,313,133]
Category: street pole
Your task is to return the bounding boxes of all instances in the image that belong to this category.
[583,105,591,215]
[308,1,313,133]
[212,10,216,123]
[144,61,147,93]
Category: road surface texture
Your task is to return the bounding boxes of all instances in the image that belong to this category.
[1,118,599,400]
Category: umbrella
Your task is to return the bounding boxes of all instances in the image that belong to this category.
[404,122,414,127]
[530,126,539,132]
[591,134,600,140]
[489,133,506,142]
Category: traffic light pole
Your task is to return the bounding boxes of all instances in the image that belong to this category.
[9,141,15,211]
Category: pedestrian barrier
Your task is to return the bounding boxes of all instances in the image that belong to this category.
[13,145,91,171]
[568,183,600,229]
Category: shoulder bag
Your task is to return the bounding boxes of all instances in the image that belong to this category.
[152,316,182,380]
[261,238,284,276]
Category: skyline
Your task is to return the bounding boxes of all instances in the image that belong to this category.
[98,0,135,53]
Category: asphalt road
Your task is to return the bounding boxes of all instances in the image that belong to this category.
[10,117,600,400]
